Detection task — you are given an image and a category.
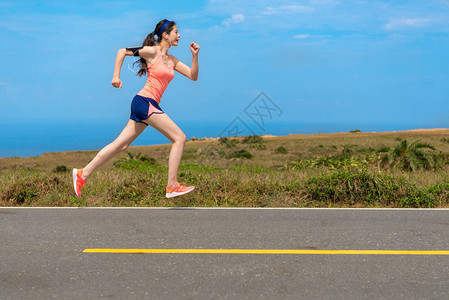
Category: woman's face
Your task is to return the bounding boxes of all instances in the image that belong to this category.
[166,25,180,46]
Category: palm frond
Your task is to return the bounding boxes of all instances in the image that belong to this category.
[383,139,440,172]
[414,142,436,151]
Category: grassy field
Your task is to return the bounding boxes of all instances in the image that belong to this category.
[2,128,449,208]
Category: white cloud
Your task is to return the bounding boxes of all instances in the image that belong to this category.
[262,5,315,15]
[222,14,245,27]
[294,34,311,39]
[310,0,337,5]
[201,0,449,37]
[293,34,334,40]
[384,18,432,31]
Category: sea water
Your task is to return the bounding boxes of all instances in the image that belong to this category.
[0,120,423,158]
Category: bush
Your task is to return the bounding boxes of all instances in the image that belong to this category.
[228,149,253,159]
[275,146,288,154]
[219,137,239,148]
[287,154,370,170]
[53,165,69,173]
[114,152,157,169]
[381,139,440,172]
[305,170,437,207]
[376,146,390,153]
[108,179,147,205]
[241,135,266,149]
[436,151,449,165]
[341,145,355,156]
[427,181,449,204]
[242,135,264,144]
[3,174,64,205]
[399,187,437,208]
[139,155,157,164]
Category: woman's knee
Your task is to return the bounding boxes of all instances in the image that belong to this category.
[120,143,130,152]
[174,133,187,144]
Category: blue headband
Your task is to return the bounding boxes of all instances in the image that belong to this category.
[155,20,171,36]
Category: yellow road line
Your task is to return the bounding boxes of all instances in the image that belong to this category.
[82,249,449,255]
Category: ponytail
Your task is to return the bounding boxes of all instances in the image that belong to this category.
[133,32,156,77]
[132,19,176,77]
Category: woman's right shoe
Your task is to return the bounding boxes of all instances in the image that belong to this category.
[166,182,195,198]
[72,168,86,197]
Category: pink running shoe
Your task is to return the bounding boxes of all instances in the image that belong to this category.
[72,168,86,197]
[166,182,195,198]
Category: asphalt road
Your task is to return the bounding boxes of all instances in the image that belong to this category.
[2,207,449,299]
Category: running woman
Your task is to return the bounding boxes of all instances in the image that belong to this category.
[72,19,199,199]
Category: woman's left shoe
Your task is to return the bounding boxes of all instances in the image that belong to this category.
[72,168,86,197]
[166,182,195,198]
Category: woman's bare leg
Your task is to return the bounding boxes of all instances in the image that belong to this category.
[143,113,186,187]
[82,120,147,178]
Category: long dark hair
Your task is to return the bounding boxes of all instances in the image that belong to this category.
[133,19,177,77]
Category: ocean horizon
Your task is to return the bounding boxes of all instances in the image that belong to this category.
[0,120,443,158]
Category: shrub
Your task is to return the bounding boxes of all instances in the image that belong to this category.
[228,149,253,159]
[427,181,449,204]
[53,165,69,173]
[376,146,390,153]
[3,175,64,205]
[287,154,370,170]
[242,135,264,144]
[341,145,356,156]
[275,146,288,154]
[114,152,157,168]
[219,137,239,148]
[305,170,437,207]
[381,139,440,172]
[139,155,156,164]
[241,135,266,149]
[108,179,146,205]
[436,151,449,165]
[399,187,437,208]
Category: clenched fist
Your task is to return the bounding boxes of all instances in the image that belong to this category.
[111,77,122,88]
[190,42,200,56]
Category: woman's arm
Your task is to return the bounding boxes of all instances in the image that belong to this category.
[113,49,127,78]
[190,54,198,81]
[172,42,200,81]
[111,47,155,88]
[190,42,200,81]
[111,49,127,88]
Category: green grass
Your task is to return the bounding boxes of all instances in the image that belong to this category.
[2,130,449,207]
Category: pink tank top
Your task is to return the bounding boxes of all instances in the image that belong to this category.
[137,50,175,104]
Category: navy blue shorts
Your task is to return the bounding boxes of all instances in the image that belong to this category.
[130,94,164,125]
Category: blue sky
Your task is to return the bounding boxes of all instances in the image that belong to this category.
[1,0,449,137]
